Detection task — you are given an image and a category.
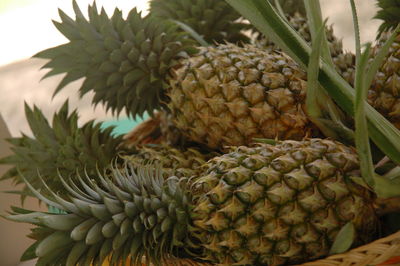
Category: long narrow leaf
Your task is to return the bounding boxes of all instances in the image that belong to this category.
[273,0,286,19]
[306,21,324,119]
[351,0,375,187]
[227,0,400,164]
[171,20,209,47]
[383,167,400,180]
[306,20,338,138]
[374,175,400,198]
[350,0,361,64]
[304,0,334,68]
[354,44,375,187]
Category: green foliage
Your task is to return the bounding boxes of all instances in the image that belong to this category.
[374,0,400,37]
[6,163,193,265]
[271,0,306,16]
[329,222,355,255]
[149,0,250,44]
[35,1,197,118]
[0,101,123,200]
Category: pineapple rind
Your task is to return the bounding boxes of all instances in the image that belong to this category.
[192,138,376,265]
[6,139,376,266]
[167,43,315,149]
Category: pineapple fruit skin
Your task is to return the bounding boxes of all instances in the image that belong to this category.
[369,34,400,129]
[192,139,376,265]
[167,44,317,150]
[5,139,377,266]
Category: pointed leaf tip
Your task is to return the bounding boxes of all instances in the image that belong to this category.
[329,222,355,255]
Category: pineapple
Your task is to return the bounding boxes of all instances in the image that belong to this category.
[36,3,317,150]
[368,0,400,129]
[7,139,378,265]
[167,43,316,148]
[0,101,214,197]
[150,0,355,86]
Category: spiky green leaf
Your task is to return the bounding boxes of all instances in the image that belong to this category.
[5,162,195,265]
[35,3,197,118]
[0,101,123,199]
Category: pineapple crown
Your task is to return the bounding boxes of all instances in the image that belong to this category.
[149,0,251,44]
[374,0,400,37]
[0,101,123,200]
[6,163,197,265]
[36,1,197,118]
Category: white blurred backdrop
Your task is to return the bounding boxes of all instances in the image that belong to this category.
[0,0,150,66]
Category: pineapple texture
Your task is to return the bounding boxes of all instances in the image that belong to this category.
[192,139,376,265]
[167,44,316,149]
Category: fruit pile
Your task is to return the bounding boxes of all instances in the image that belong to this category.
[1,0,400,265]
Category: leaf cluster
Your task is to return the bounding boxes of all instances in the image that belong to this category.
[0,101,123,200]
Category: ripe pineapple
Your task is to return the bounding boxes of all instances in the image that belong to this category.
[151,0,355,86]
[7,139,378,265]
[368,0,400,129]
[167,43,316,148]
[36,2,320,151]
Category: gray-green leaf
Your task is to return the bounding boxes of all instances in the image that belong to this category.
[329,222,355,255]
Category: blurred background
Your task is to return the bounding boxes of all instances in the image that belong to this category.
[0,1,381,265]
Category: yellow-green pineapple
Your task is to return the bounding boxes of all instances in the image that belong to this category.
[6,139,378,265]
[36,3,317,150]
[167,43,314,148]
